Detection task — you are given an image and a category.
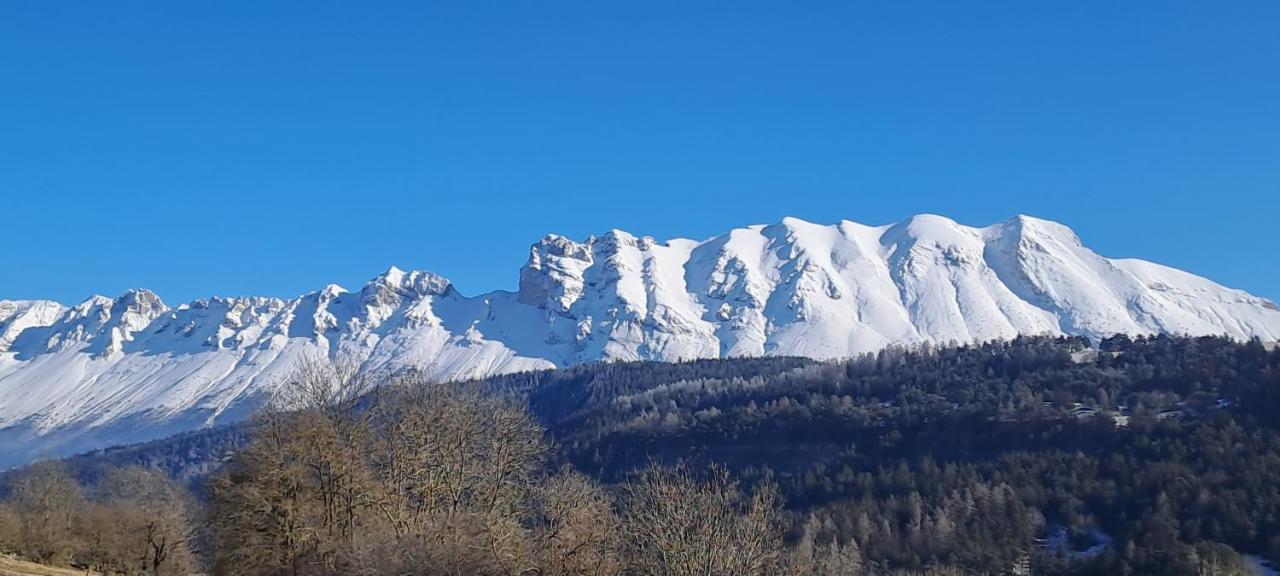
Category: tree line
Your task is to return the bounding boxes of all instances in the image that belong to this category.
[3,335,1278,575]
[494,335,1280,575]
[0,359,892,575]
[0,461,198,574]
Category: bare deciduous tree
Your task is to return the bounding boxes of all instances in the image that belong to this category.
[93,467,199,575]
[788,514,862,576]
[366,377,550,576]
[532,467,622,576]
[7,461,80,565]
[210,359,563,576]
[209,355,378,576]
[621,463,785,576]
[0,502,20,553]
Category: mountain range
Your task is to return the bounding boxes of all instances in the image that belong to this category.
[2,214,1278,467]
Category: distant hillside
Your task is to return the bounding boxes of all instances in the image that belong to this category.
[34,334,1280,573]
[5,214,1280,467]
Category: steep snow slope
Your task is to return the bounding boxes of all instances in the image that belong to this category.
[2,214,1278,466]
[0,300,67,353]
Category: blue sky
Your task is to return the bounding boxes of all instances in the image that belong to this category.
[2,1,1278,304]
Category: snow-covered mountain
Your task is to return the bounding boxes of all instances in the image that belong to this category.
[3,214,1278,467]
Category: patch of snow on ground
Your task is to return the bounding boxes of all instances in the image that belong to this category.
[1246,555,1278,576]
[1041,526,1112,560]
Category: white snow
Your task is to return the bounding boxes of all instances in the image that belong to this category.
[1245,555,1278,576]
[2,214,1279,467]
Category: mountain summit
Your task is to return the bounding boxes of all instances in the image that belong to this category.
[2,214,1278,466]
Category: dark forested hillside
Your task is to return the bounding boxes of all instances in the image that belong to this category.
[13,335,1280,575]
[62,425,248,486]
[496,335,1280,574]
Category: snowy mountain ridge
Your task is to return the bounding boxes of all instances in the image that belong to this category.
[2,214,1278,467]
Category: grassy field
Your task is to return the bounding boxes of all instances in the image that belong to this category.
[0,556,96,576]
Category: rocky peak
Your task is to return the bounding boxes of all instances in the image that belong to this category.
[518,235,595,311]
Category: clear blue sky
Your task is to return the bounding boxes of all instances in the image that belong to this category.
[2,1,1277,304]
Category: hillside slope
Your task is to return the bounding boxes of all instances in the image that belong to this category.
[3,214,1278,466]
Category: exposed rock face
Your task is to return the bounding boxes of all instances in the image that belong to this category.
[3,214,1278,467]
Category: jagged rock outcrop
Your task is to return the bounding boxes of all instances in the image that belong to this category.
[2,214,1277,466]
